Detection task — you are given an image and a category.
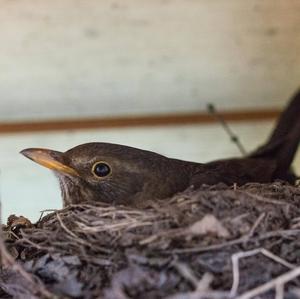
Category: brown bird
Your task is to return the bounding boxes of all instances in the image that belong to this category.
[21,89,300,207]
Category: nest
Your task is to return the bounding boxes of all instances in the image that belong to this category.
[1,182,300,299]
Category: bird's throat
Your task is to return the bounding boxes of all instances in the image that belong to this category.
[56,174,90,206]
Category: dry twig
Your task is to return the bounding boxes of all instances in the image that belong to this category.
[1,182,300,298]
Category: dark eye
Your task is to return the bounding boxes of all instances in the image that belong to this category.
[92,162,111,178]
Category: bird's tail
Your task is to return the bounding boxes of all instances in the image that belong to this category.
[250,88,300,180]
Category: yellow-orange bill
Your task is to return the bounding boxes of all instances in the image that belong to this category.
[20,148,79,176]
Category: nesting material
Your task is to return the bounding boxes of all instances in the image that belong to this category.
[1,182,300,299]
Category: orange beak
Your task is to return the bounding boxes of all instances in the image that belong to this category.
[20,148,79,176]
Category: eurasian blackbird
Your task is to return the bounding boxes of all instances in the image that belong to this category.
[21,89,300,206]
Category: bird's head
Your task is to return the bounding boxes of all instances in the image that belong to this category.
[21,143,190,206]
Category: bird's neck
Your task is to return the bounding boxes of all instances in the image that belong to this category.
[56,174,90,207]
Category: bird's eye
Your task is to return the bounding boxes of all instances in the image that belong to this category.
[92,162,111,178]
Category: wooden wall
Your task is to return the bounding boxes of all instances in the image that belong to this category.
[0,0,299,122]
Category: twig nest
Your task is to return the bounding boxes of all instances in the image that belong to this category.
[1,182,300,298]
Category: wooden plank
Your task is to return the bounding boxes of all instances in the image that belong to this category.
[0,109,280,134]
[0,1,299,120]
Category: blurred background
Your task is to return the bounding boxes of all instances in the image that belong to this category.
[0,0,299,221]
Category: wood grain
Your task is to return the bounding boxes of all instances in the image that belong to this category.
[0,109,280,134]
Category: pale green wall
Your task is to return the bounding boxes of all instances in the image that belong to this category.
[0,0,299,121]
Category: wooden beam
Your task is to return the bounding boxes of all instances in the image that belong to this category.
[0,109,281,134]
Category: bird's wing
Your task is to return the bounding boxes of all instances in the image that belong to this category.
[191,158,277,187]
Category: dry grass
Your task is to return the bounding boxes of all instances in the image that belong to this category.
[1,181,300,299]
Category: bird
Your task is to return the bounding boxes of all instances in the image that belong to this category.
[21,89,300,207]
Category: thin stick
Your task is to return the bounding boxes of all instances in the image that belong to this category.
[173,262,199,288]
[207,103,247,155]
[275,283,284,299]
[238,190,293,206]
[235,266,300,299]
[230,248,295,297]
[166,290,230,299]
[56,212,78,239]
[196,273,214,292]
[55,212,94,248]
[246,213,266,238]
[0,209,52,297]
[169,229,300,254]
